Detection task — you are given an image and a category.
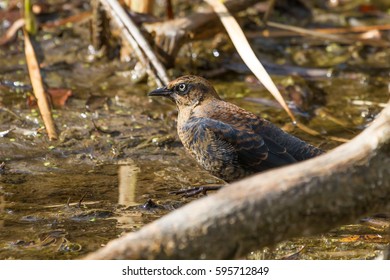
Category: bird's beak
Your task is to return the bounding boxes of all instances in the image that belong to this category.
[148,87,172,97]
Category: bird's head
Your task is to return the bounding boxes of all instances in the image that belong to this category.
[148,75,221,109]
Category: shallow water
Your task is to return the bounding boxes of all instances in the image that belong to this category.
[1,0,390,259]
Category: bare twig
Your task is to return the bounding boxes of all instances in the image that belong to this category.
[41,11,92,29]
[78,192,88,208]
[262,0,276,24]
[265,21,390,47]
[0,18,25,46]
[248,23,390,38]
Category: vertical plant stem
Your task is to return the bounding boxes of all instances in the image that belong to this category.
[23,29,58,140]
[24,0,37,35]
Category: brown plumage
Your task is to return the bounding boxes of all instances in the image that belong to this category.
[148,75,324,182]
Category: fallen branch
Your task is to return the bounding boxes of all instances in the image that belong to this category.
[84,100,390,260]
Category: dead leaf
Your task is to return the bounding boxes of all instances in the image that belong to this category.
[48,88,72,108]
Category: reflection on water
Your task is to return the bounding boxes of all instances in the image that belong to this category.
[0,195,4,228]
[118,159,140,207]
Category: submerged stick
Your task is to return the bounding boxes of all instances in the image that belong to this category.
[23,29,57,140]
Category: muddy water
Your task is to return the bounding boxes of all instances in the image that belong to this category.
[1,1,390,259]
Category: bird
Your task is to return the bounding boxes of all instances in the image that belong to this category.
[148,75,324,193]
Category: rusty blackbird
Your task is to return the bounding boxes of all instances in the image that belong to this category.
[148,75,323,183]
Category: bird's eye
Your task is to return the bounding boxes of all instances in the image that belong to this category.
[178,83,186,92]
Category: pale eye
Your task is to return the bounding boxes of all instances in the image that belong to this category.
[178,83,186,92]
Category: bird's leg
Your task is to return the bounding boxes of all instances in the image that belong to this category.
[169,185,223,197]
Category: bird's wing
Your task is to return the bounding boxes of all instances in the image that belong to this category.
[252,119,324,160]
[185,118,296,172]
